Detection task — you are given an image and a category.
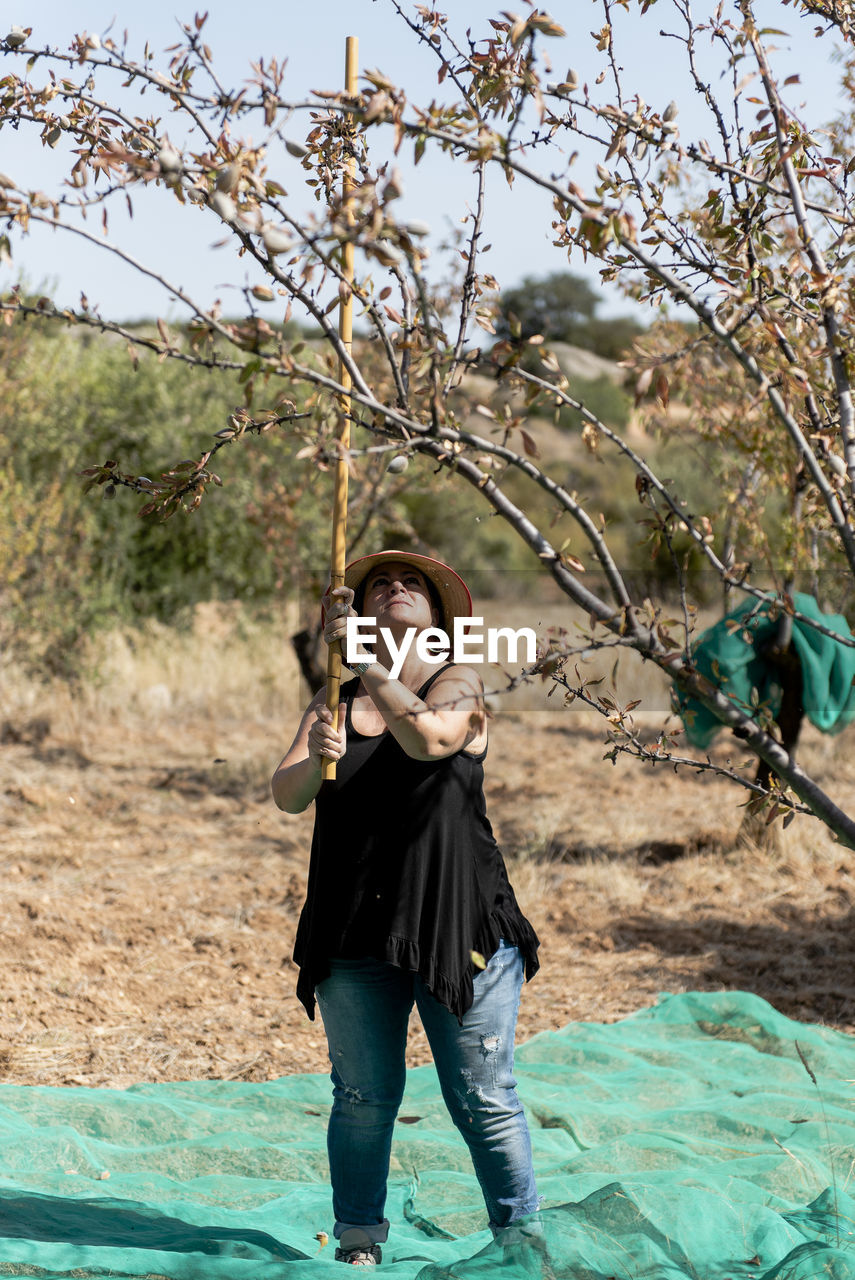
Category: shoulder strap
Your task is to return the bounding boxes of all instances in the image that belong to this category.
[340,676,361,731]
[416,662,455,700]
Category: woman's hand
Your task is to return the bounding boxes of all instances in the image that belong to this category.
[271,695,347,812]
[307,703,346,769]
[322,585,356,649]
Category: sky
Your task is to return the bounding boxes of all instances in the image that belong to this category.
[0,0,844,322]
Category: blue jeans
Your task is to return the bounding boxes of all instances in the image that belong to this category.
[314,940,539,1243]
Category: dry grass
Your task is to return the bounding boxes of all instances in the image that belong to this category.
[1,607,854,1088]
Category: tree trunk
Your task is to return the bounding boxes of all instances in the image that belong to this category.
[291,627,326,694]
[739,644,804,850]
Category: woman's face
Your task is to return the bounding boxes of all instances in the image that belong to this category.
[362,562,439,631]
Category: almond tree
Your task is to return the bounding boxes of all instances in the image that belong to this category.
[1,2,854,842]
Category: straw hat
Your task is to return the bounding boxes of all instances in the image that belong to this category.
[343,550,472,629]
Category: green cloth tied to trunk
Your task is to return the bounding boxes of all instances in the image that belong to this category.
[675,592,855,749]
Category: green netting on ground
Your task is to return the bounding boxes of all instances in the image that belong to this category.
[675,593,855,749]
[1,991,853,1279]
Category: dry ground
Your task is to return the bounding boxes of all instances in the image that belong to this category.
[1,607,854,1088]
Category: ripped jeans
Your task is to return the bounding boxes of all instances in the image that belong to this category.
[314,940,539,1243]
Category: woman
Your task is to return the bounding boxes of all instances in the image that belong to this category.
[272,551,540,1267]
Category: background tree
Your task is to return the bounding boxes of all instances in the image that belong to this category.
[493,271,644,360]
[1,3,855,842]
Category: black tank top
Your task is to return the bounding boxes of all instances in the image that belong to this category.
[293,668,539,1021]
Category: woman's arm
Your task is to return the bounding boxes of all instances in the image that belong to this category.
[270,691,346,813]
[359,661,486,761]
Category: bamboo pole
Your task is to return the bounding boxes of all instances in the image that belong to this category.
[322,34,358,783]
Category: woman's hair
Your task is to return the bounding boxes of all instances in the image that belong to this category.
[355,568,445,628]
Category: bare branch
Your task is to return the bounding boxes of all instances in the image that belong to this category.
[443,160,487,396]
[745,13,855,500]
